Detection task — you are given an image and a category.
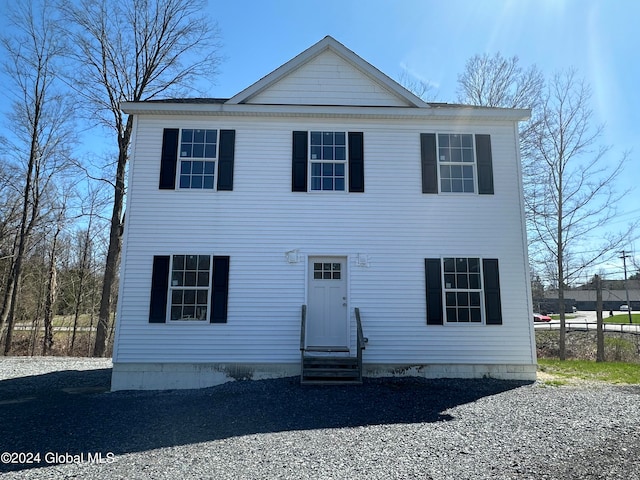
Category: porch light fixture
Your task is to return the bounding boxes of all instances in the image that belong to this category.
[285,249,300,264]
[356,254,370,267]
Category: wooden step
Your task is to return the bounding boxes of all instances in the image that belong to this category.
[301,355,362,385]
[305,346,349,353]
[303,357,358,367]
[303,368,359,377]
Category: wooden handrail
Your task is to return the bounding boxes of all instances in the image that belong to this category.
[355,307,366,383]
[300,304,307,351]
[355,307,366,351]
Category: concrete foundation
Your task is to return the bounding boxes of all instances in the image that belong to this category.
[111,361,537,390]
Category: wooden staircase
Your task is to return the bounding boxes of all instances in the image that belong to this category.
[301,354,361,384]
[299,306,367,385]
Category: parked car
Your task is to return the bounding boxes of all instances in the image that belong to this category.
[620,305,632,312]
[533,313,552,322]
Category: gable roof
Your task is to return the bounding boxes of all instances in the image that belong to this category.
[121,37,530,122]
[226,36,429,108]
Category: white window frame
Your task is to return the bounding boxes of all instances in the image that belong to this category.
[308,131,348,192]
[437,133,477,194]
[178,129,219,190]
[167,254,212,322]
[441,257,485,325]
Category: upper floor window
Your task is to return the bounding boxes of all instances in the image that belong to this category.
[438,134,475,193]
[159,128,235,192]
[310,131,346,191]
[420,133,493,195]
[292,130,363,193]
[179,129,217,189]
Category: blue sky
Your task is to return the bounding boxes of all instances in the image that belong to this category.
[0,0,638,277]
[208,0,640,277]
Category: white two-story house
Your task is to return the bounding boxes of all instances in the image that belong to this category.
[111,36,536,390]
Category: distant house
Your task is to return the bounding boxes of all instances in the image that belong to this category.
[111,36,535,390]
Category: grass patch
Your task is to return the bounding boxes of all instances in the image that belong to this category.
[549,314,576,320]
[540,378,568,387]
[52,314,94,328]
[538,358,640,384]
[605,313,640,324]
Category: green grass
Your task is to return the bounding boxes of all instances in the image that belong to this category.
[538,358,640,384]
[52,314,94,328]
[549,314,577,320]
[605,313,640,324]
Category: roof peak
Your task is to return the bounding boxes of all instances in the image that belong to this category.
[226,35,429,108]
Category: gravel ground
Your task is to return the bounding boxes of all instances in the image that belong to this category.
[1,357,640,479]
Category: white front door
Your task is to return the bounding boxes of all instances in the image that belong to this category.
[306,257,348,349]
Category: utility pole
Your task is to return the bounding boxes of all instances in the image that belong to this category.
[620,251,633,324]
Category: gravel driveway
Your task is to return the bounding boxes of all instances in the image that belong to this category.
[1,357,639,479]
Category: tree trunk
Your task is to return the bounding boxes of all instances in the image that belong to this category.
[596,275,605,362]
[93,141,127,357]
[0,235,19,328]
[42,229,60,355]
[2,136,39,355]
[71,223,92,353]
[557,170,566,361]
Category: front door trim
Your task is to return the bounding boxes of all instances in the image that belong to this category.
[305,255,350,350]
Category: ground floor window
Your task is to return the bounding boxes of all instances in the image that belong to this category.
[149,255,230,324]
[443,257,482,323]
[169,255,211,321]
[425,257,502,325]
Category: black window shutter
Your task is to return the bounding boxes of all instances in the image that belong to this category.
[476,134,494,194]
[348,132,364,192]
[292,131,308,192]
[420,133,438,194]
[217,129,235,191]
[425,258,443,325]
[149,256,170,323]
[159,129,179,189]
[483,258,502,324]
[210,256,230,323]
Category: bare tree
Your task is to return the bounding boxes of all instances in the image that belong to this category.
[457,53,544,109]
[0,1,75,354]
[0,163,22,295]
[69,183,105,353]
[42,204,64,354]
[58,0,222,356]
[457,53,544,194]
[530,69,635,359]
[397,70,436,101]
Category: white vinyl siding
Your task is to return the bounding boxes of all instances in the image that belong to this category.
[248,50,411,107]
[113,115,533,367]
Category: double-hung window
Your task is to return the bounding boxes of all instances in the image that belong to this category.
[149,254,230,324]
[425,257,502,325]
[310,131,347,191]
[438,134,475,193]
[159,128,235,191]
[169,255,211,321]
[179,129,217,189]
[291,130,364,193]
[420,133,493,195]
[443,257,482,323]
